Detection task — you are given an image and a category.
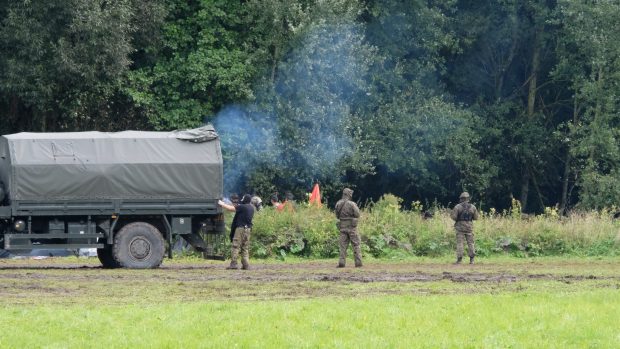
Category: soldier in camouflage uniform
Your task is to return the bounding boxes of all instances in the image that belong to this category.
[335,188,362,268]
[450,192,479,264]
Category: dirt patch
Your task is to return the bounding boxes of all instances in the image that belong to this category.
[1,259,619,284]
[0,258,619,305]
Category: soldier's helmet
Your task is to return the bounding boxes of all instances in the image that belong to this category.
[459,192,470,199]
[251,196,263,211]
[251,196,262,206]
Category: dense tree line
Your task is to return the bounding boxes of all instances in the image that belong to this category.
[1,0,619,212]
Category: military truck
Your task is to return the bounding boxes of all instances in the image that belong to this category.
[0,125,225,268]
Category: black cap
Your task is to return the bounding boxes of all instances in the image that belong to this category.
[241,194,252,204]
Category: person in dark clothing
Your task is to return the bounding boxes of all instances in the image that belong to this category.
[229,213,238,243]
[218,194,255,270]
[230,193,240,205]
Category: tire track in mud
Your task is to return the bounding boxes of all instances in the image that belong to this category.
[0,262,617,284]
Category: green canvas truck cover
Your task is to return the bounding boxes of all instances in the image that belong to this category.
[0,125,222,201]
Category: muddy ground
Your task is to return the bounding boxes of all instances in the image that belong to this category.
[0,258,618,304]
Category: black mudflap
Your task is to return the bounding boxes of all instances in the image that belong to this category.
[180,231,226,260]
[202,230,226,260]
[180,233,207,252]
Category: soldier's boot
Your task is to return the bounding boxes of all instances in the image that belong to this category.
[227,262,239,270]
[337,260,346,268]
[354,254,363,268]
[241,258,250,270]
[469,257,474,265]
[241,256,250,270]
[353,245,363,268]
[454,257,462,265]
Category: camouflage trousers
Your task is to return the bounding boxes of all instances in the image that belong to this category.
[339,230,363,267]
[455,230,475,259]
[230,226,251,269]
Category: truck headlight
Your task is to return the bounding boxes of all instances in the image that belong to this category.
[13,220,25,232]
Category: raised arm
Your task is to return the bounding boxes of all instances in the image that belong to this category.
[218,200,236,212]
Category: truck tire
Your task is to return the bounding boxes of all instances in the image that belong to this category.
[97,246,120,268]
[112,222,165,269]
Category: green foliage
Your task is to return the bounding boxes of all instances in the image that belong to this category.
[552,0,620,209]
[250,204,339,258]
[243,195,620,259]
[215,0,378,196]
[2,0,620,211]
[361,194,409,256]
[0,0,163,132]
[126,0,257,130]
[362,95,495,200]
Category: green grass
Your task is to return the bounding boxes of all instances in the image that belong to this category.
[0,257,619,348]
[0,290,618,348]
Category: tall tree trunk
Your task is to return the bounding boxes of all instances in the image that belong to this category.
[270,44,279,84]
[520,28,541,212]
[588,67,604,166]
[530,166,546,210]
[560,150,571,214]
[40,113,47,132]
[520,168,530,212]
[9,95,19,121]
[560,98,579,214]
[495,11,519,101]
[527,41,540,118]
[8,95,20,133]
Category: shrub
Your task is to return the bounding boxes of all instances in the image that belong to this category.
[214,195,620,259]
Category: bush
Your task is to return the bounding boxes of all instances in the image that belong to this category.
[250,203,339,258]
[216,195,620,259]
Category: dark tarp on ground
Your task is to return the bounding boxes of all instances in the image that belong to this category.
[0,125,222,201]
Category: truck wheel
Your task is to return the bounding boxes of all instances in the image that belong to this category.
[97,246,120,268]
[112,222,165,269]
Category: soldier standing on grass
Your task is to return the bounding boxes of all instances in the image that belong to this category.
[450,192,479,264]
[335,188,363,268]
[218,194,254,270]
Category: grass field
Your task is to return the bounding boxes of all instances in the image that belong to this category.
[0,256,619,348]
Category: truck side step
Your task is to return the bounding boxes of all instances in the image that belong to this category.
[6,233,103,240]
[4,233,104,249]
[5,244,104,250]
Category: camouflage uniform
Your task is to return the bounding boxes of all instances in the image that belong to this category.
[335,188,362,267]
[230,226,251,269]
[450,192,479,264]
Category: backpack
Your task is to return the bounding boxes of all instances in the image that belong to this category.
[458,203,474,222]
